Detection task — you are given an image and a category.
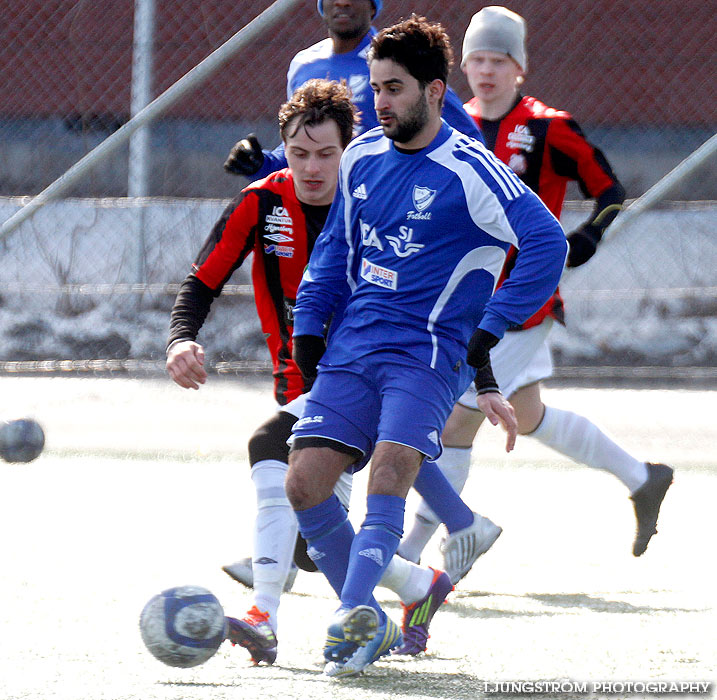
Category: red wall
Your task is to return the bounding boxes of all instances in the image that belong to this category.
[0,0,713,126]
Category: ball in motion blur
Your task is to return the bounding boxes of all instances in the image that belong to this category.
[140,585,227,668]
[0,418,45,463]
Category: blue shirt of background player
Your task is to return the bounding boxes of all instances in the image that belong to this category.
[254,29,483,179]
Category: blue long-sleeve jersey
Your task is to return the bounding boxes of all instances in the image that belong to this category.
[292,122,568,398]
[254,30,482,179]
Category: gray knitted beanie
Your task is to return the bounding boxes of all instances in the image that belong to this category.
[461,6,527,71]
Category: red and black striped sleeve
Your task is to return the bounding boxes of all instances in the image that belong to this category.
[166,190,259,350]
[548,118,625,235]
[546,118,620,200]
[192,190,259,291]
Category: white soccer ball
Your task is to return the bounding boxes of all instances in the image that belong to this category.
[0,418,45,463]
[139,585,227,668]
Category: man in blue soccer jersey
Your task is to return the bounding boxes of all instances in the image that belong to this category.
[223,0,482,179]
[221,0,496,606]
[284,15,568,677]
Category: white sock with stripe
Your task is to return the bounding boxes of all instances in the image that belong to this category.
[250,459,298,629]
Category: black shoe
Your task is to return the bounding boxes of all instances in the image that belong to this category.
[631,463,673,556]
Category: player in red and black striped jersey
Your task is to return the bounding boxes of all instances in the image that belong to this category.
[397,7,672,576]
[168,168,329,406]
[464,93,624,331]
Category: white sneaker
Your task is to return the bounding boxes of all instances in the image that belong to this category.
[440,513,502,584]
[222,557,298,593]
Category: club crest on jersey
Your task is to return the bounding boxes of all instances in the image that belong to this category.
[360,258,398,290]
[348,74,369,102]
[408,185,436,219]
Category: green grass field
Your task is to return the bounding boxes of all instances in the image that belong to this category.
[1,375,715,700]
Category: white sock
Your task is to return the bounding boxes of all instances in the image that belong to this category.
[250,459,298,630]
[530,405,649,493]
[378,555,436,605]
[253,593,280,629]
[398,447,472,563]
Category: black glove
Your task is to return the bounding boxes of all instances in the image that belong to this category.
[223,133,264,176]
[292,335,326,381]
[467,328,500,395]
[566,223,602,268]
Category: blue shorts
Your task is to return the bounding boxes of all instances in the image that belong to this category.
[291,351,454,472]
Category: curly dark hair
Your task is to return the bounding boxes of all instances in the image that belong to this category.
[279,79,358,148]
[368,14,453,88]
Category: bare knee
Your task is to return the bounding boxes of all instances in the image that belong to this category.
[286,446,353,510]
[510,383,545,434]
[368,442,424,497]
[285,452,315,510]
[442,403,485,448]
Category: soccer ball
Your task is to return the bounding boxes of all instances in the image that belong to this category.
[139,585,227,668]
[0,418,45,463]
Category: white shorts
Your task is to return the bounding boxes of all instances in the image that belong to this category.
[281,392,309,419]
[458,318,554,409]
[280,392,352,509]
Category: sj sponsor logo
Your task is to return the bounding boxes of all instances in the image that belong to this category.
[360,258,398,290]
[386,226,424,258]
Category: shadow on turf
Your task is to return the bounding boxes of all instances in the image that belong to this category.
[448,591,701,616]
[159,667,481,698]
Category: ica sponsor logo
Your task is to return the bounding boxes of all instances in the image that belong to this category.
[360,258,398,290]
[360,219,384,251]
[506,124,535,151]
[266,205,293,226]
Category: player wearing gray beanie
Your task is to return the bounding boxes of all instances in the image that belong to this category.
[461,5,527,71]
[399,7,670,594]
